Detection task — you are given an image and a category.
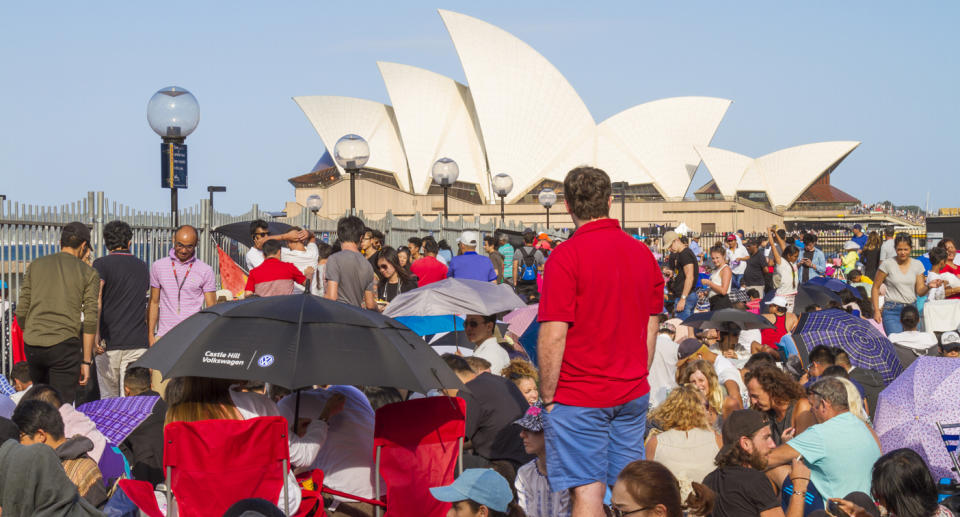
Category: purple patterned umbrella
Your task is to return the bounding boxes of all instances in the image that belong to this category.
[874,357,960,481]
[77,395,160,445]
[793,309,903,385]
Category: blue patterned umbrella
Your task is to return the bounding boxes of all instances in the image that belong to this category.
[77,395,160,445]
[793,308,903,385]
[805,277,862,299]
[0,376,16,397]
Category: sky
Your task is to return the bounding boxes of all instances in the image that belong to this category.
[1,2,957,215]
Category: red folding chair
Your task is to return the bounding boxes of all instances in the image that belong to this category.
[119,416,320,517]
[372,396,466,517]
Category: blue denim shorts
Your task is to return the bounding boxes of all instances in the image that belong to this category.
[542,394,649,491]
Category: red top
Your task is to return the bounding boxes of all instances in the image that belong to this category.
[538,218,663,407]
[244,257,306,296]
[760,313,788,349]
[943,263,960,299]
[411,256,448,287]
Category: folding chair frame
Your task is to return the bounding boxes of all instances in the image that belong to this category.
[937,422,960,482]
[159,455,291,516]
[372,436,464,517]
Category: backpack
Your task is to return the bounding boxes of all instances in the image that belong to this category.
[518,247,538,282]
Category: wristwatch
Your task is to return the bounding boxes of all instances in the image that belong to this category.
[82,360,93,366]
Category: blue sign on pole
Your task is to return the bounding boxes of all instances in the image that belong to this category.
[321,232,330,243]
[161,143,188,189]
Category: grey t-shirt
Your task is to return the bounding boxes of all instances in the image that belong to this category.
[512,246,545,269]
[878,257,925,304]
[325,250,376,307]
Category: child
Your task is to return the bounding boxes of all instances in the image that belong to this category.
[514,403,571,517]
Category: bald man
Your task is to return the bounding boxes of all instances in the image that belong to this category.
[147,225,217,347]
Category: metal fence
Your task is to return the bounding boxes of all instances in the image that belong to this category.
[0,192,548,375]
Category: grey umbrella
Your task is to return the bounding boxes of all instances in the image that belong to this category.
[681,308,776,330]
[132,294,463,394]
[383,278,526,318]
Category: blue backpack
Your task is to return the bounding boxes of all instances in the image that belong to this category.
[518,248,538,282]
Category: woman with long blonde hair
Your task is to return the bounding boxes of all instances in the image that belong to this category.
[646,385,722,485]
[676,360,724,427]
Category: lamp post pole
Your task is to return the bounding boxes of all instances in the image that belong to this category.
[147,87,199,228]
[334,134,370,216]
[612,181,628,230]
[432,158,459,221]
[492,173,514,227]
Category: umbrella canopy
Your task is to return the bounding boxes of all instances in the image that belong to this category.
[77,396,160,445]
[874,357,960,481]
[681,309,776,330]
[793,309,903,385]
[383,278,526,318]
[806,277,862,299]
[133,294,463,394]
[394,315,465,336]
[213,221,294,248]
[503,304,539,338]
[793,284,843,314]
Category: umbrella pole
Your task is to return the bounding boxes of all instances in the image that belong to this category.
[291,284,309,431]
[453,314,460,355]
[293,389,301,432]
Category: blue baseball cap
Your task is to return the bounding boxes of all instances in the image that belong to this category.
[429,469,512,512]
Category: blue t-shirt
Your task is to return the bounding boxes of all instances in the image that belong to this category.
[788,412,881,499]
[852,234,868,248]
[447,252,497,282]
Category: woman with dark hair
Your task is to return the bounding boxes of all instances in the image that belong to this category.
[743,365,815,445]
[928,246,960,300]
[861,232,882,280]
[701,246,732,310]
[887,305,938,368]
[937,238,959,276]
[770,227,800,312]
[396,246,412,272]
[611,459,714,517]
[375,246,418,308]
[872,233,933,335]
[832,448,952,517]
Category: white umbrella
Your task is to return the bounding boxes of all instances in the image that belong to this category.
[383,278,526,317]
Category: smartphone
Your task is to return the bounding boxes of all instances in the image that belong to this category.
[827,501,848,517]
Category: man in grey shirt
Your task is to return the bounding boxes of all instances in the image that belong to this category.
[879,227,897,262]
[324,216,377,309]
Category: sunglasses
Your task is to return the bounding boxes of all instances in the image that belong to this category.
[253,232,270,238]
[465,320,485,328]
[378,264,391,271]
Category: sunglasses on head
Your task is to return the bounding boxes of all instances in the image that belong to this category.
[253,232,270,237]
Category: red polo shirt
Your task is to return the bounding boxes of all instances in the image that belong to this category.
[411,255,448,287]
[538,218,663,407]
[245,257,306,296]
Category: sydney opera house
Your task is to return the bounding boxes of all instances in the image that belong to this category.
[285,10,861,232]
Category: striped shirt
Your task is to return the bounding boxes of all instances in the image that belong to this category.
[150,249,216,337]
[515,459,571,517]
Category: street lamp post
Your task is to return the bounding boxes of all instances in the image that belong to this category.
[431,158,460,219]
[538,188,557,228]
[492,173,514,226]
[306,194,323,230]
[612,181,628,230]
[147,87,199,228]
[333,134,370,215]
[207,186,226,213]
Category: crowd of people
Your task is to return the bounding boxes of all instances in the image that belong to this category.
[0,164,958,517]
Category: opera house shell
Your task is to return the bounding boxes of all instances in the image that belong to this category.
[293,9,859,212]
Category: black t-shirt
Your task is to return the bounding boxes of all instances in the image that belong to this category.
[377,277,418,302]
[460,372,534,465]
[703,466,781,517]
[92,251,149,350]
[669,248,699,298]
[742,250,768,287]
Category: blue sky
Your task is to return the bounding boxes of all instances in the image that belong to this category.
[1,2,957,214]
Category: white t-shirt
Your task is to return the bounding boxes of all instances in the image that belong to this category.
[246,247,265,271]
[515,459,572,517]
[713,355,747,407]
[728,247,749,275]
[887,330,938,350]
[473,336,510,376]
[282,243,319,292]
[277,386,379,501]
[648,334,679,408]
[776,260,799,296]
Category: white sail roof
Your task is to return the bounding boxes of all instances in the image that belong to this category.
[293,96,411,193]
[377,62,490,198]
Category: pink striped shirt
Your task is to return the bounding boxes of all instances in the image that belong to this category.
[150,248,216,337]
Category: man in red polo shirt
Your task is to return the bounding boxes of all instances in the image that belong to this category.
[244,240,311,297]
[410,237,448,287]
[538,166,663,517]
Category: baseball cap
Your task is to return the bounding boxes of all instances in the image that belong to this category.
[663,231,680,246]
[843,240,860,250]
[677,337,707,363]
[659,322,677,334]
[523,227,535,236]
[514,402,544,432]
[61,221,91,246]
[852,224,863,231]
[429,469,513,512]
[725,234,737,242]
[458,231,479,247]
[770,296,788,309]
[718,409,770,455]
[942,331,960,349]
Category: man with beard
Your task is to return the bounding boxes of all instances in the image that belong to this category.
[704,409,812,517]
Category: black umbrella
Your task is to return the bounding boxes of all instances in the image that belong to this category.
[132,294,464,394]
[793,283,843,314]
[213,221,295,248]
[681,308,776,330]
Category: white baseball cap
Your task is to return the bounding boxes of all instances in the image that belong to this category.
[458,230,479,247]
[770,296,788,308]
[942,331,960,346]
